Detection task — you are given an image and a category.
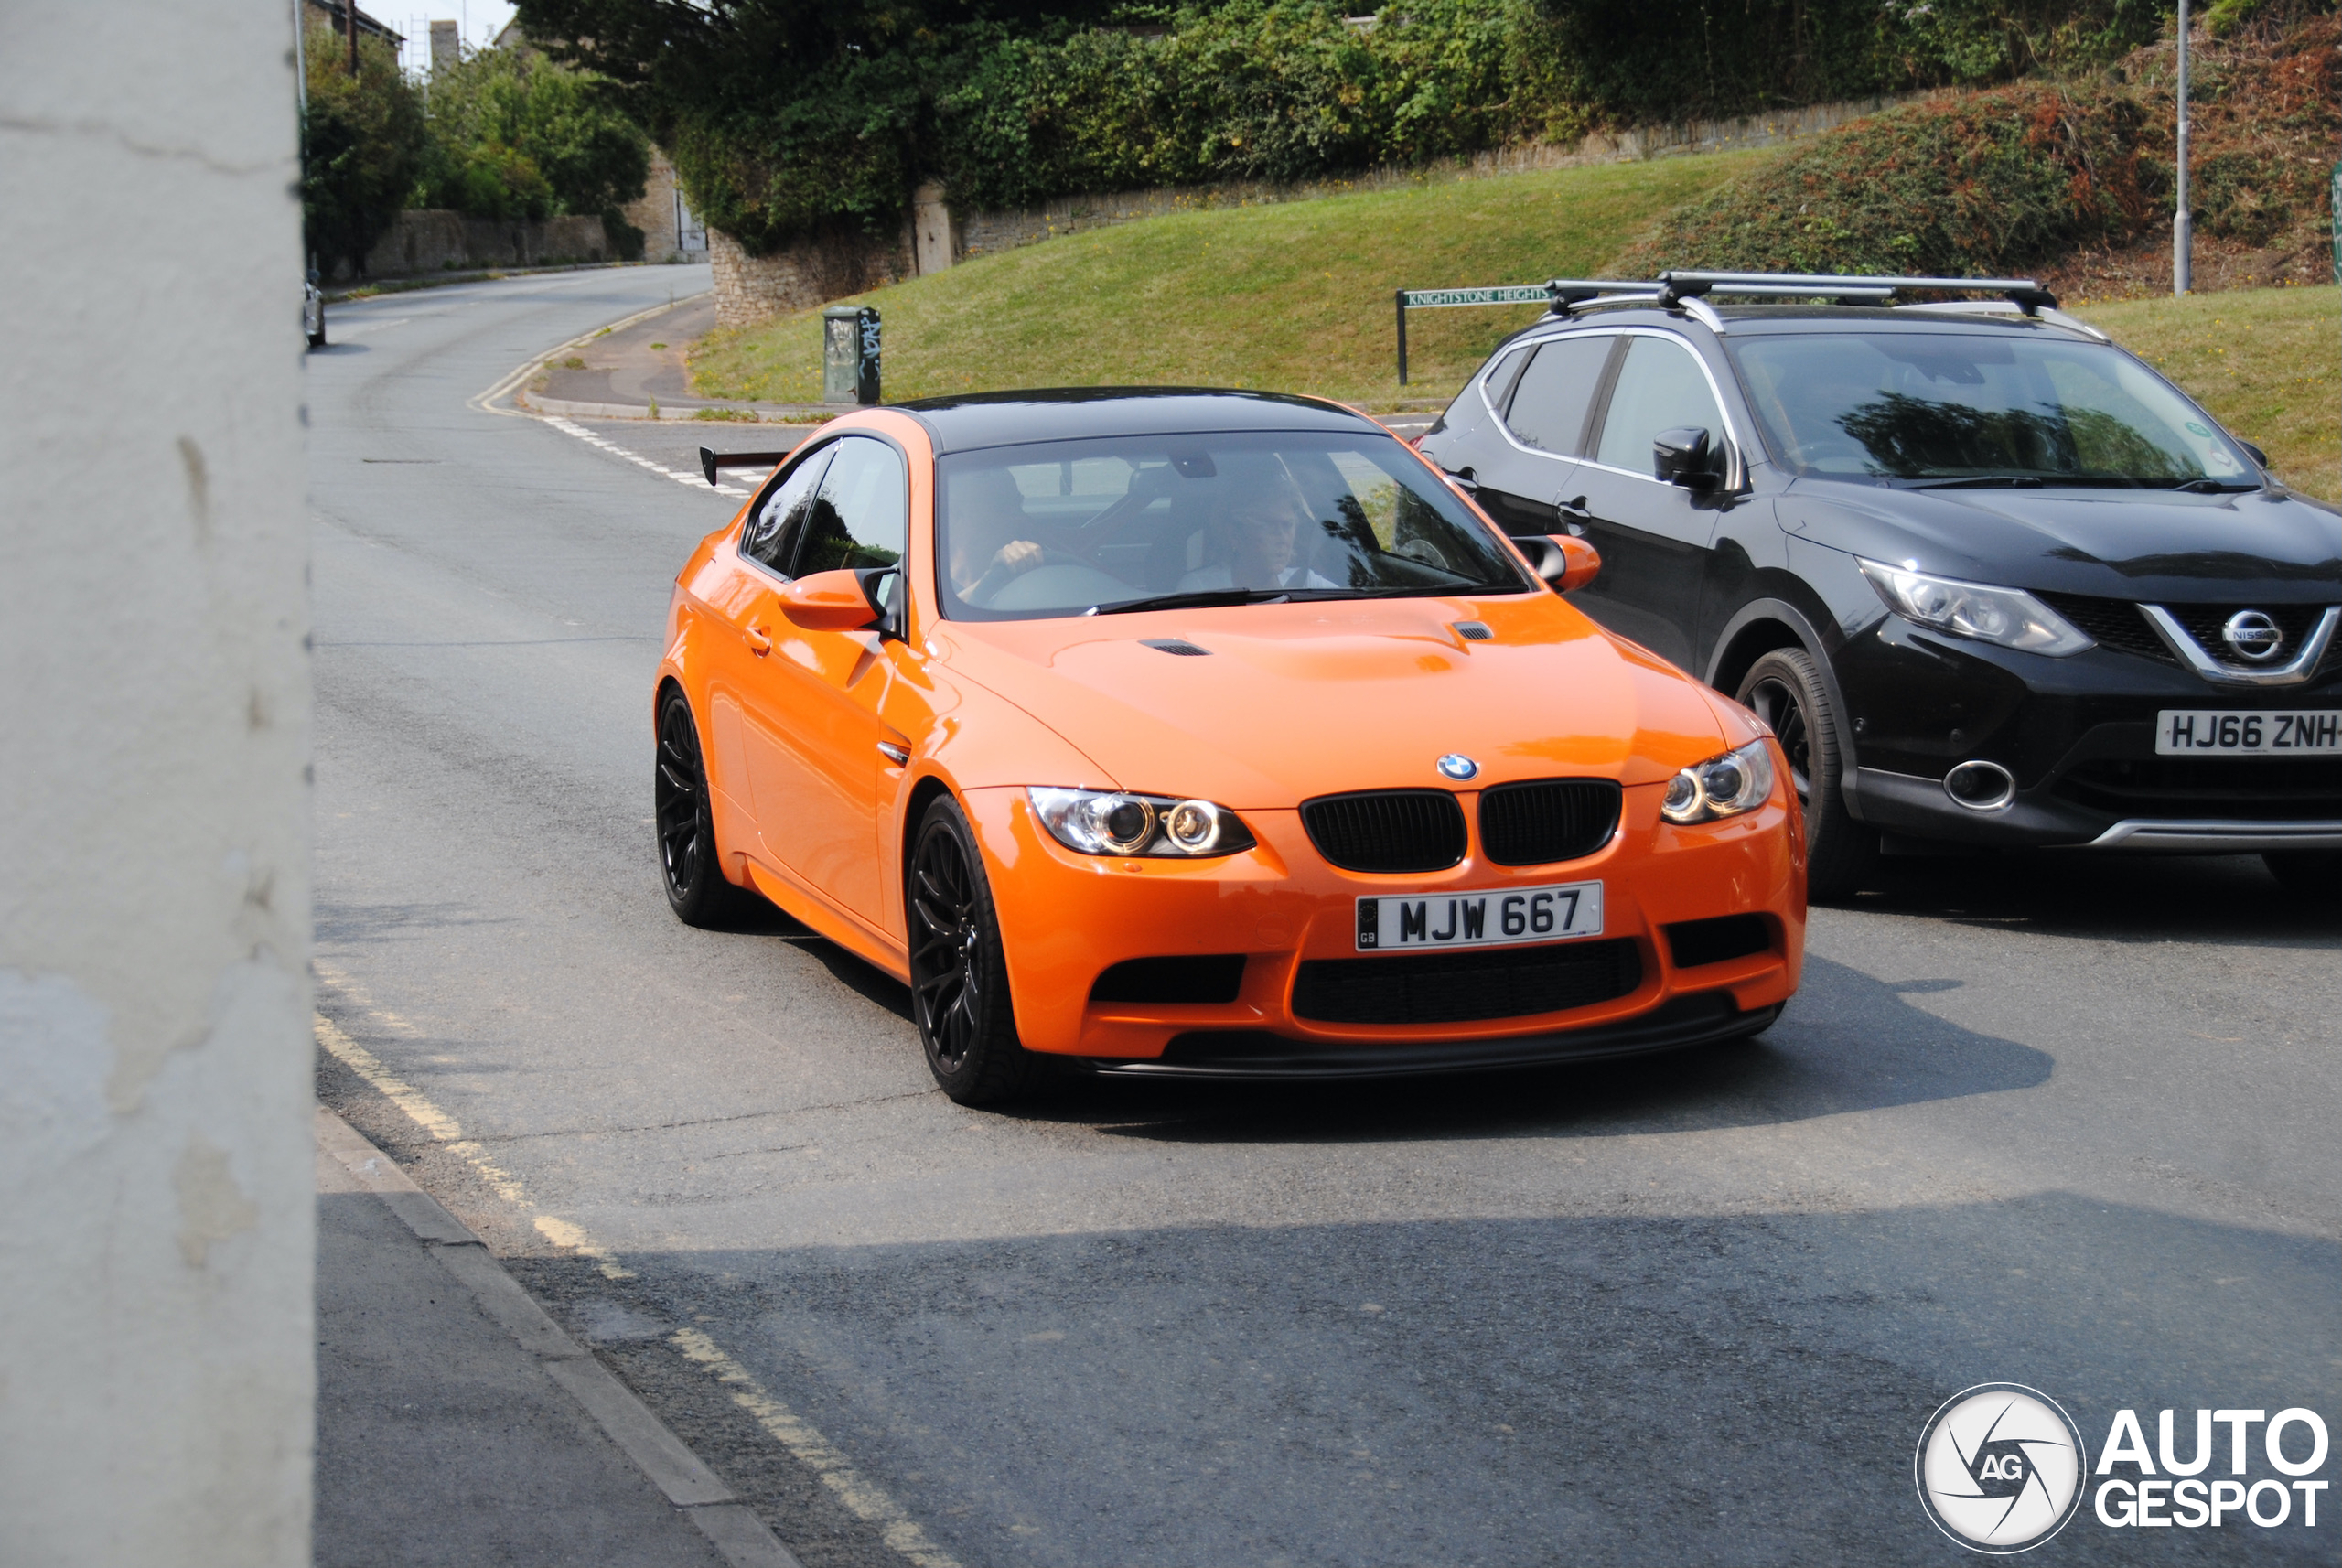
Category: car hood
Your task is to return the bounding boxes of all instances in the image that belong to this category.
[930,596,1735,808]
[1782,478,2342,601]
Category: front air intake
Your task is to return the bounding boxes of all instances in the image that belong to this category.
[1477,779,1620,865]
[1300,789,1467,874]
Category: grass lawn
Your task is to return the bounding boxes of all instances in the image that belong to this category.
[690,151,1768,409]
[2074,285,2339,503]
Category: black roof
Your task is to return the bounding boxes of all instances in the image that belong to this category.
[892,388,1380,456]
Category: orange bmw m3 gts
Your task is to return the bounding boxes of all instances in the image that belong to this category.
[654,390,1804,1103]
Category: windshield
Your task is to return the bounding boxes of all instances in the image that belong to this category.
[1728,332,2253,486]
[933,431,1536,620]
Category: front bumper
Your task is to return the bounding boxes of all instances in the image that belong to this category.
[1838,618,2342,850]
[962,779,1803,1063]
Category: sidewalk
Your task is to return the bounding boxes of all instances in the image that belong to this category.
[314,1107,797,1568]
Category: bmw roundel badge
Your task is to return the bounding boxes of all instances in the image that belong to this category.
[1436,754,1479,781]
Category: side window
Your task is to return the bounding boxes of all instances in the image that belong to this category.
[741,446,833,573]
[791,435,908,579]
[1480,346,1530,409]
[1593,336,1726,477]
[1502,336,1613,455]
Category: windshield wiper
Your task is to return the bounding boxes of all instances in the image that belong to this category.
[2167,478,2259,493]
[1090,588,1292,616]
[1909,475,2047,489]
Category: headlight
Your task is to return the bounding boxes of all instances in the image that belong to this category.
[1660,740,1777,825]
[1858,559,2092,656]
[1027,788,1256,857]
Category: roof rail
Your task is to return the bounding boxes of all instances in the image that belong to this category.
[1659,270,2057,314]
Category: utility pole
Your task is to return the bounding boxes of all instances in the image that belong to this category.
[2174,0,2192,295]
[346,0,360,74]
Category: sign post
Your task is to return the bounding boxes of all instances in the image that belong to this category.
[1392,284,1557,385]
[2175,0,2192,295]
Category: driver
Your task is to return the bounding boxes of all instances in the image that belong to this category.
[946,467,1047,606]
[1177,487,1338,592]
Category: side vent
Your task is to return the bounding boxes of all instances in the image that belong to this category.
[1141,639,1212,657]
[1453,621,1494,641]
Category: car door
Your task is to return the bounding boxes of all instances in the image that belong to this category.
[1469,333,1614,538]
[700,442,833,860]
[1565,332,1734,671]
[747,434,909,923]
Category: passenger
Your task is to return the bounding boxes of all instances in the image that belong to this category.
[1177,489,1338,593]
[947,467,1047,606]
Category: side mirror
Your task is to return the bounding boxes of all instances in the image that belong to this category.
[779,568,882,631]
[856,565,906,641]
[1521,533,1601,593]
[2240,441,2269,468]
[1653,426,1721,490]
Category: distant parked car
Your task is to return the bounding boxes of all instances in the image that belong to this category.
[1421,271,2340,899]
[304,275,326,349]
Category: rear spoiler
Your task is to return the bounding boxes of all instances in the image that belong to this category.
[698,446,793,487]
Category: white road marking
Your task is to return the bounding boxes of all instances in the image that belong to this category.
[671,1329,965,1568]
[543,414,753,499]
[315,963,953,1567]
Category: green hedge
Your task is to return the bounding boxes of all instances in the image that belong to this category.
[524,0,2182,253]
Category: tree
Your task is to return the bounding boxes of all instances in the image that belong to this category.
[415,47,651,233]
[301,22,427,276]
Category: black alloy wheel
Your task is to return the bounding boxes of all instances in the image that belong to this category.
[1735,647,1878,901]
[907,796,1045,1105]
[655,691,754,927]
[2263,849,2340,901]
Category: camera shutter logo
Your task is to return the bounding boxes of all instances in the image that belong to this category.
[1916,1384,2090,1552]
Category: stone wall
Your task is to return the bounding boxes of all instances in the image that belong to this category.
[954,92,1919,259]
[355,210,613,279]
[709,224,916,329]
[704,91,1919,328]
[622,149,709,266]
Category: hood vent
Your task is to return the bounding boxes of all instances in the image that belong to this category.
[1453,621,1494,641]
[1141,638,1212,657]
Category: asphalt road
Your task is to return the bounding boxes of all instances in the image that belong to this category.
[310,270,2339,1567]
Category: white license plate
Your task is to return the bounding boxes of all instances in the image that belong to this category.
[2154,710,2342,756]
[1356,881,1603,952]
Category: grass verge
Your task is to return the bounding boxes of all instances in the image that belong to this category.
[690,151,1767,409]
[2075,285,2339,502]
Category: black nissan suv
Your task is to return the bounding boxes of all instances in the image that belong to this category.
[1420,271,2341,899]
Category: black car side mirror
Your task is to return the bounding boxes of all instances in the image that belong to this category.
[2240,441,2269,468]
[1653,426,1721,490]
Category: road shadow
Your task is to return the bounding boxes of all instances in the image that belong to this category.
[1832,849,2342,948]
[510,1193,2340,1568]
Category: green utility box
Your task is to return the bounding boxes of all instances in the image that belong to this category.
[822,306,881,405]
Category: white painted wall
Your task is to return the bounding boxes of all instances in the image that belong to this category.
[0,5,313,1564]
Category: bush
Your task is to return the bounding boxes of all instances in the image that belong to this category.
[302,24,427,276]
[1618,11,2339,276]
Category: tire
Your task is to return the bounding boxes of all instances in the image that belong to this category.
[2263,849,2340,900]
[655,691,757,928]
[1735,647,1877,901]
[907,796,1046,1105]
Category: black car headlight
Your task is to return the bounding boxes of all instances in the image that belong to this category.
[1858,559,2093,656]
[1027,788,1256,857]
[1660,740,1777,826]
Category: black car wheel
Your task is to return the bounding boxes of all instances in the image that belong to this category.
[908,796,1045,1105]
[655,691,755,927]
[1737,648,1878,901]
[2263,850,2340,901]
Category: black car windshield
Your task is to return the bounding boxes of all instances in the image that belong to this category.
[1728,332,2254,486]
[934,431,1536,620]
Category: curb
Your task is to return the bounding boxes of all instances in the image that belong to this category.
[314,1107,802,1568]
[519,393,843,424]
[471,293,715,420]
